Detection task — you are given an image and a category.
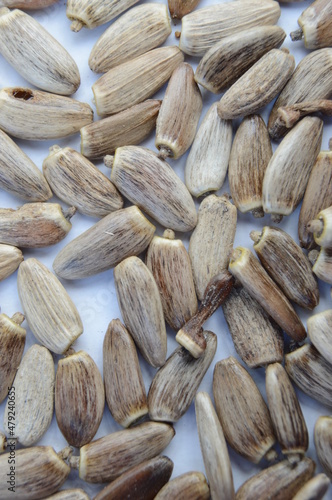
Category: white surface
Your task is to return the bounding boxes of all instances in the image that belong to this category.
[1,0,332,498]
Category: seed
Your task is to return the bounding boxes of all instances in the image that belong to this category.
[222,284,284,369]
[89,4,171,73]
[307,309,332,365]
[80,99,161,159]
[0,203,75,248]
[309,247,332,284]
[217,49,295,120]
[154,471,210,500]
[0,87,93,140]
[103,319,148,427]
[106,146,197,232]
[229,114,272,218]
[66,0,140,31]
[213,357,277,464]
[266,363,308,462]
[0,0,58,8]
[4,344,54,447]
[189,194,237,300]
[0,128,52,202]
[18,258,83,354]
[236,458,315,500]
[55,350,105,447]
[195,26,286,94]
[185,103,232,198]
[43,145,123,218]
[299,146,332,249]
[94,456,174,500]
[0,244,23,282]
[0,8,80,95]
[314,416,332,480]
[0,312,25,404]
[114,256,167,368]
[229,247,306,342]
[268,48,332,140]
[92,46,184,116]
[148,331,217,422]
[53,205,155,280]
[250,226,319,309]
[195,392,235,500]
[175,271,234,358]
[69,421,175,483]
[262,116,323,222]
[285,343,332,408]
[168,0,201,19]
[307,205,332,249]
[155,62,202,160]
[178,0,281,56]
[0,446,71,499]
[45,490,90,500]
[292,474,330,500]
[146,229,198,331]
[290,0,332,50]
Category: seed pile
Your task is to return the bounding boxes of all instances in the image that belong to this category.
[1,0,332,499]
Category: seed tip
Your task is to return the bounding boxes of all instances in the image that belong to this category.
[71,19,84,32]
[290,28,304,42]
[104,155,114,168]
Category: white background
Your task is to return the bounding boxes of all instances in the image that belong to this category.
[1,0,332,498]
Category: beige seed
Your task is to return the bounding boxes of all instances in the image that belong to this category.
[213,357,277,464]
[18,258,83,354]
[0,0,58,8]
[310,247,332,285]
[0,8,80,95]
[292,474,330,500]
[314,416,332,480]
[53,206,155,280]
[43,145,123,218]
[0,312,25,403]
[291,0,332,50]
[307,309,332,365]
[0,244,23,282]
[154,472,210,500]
[4,344,54,447]
[0,87,93,140]
[46,490,90,500]
[307,205,332,249]
[0,203,75,248]
[55,350,105,448]
[67,0,140,31]
[103,319,148,427]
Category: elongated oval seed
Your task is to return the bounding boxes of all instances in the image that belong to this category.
[229,247,306,342]
[148,331,217,422]
[114,256,167,368]
[189,194,237,300]
[291,0,332,50]
[0,128,52,202]
[0,87,93,140]
[0,446,71,499]
[0,0,58,9]
[292,474,330,500]
[307,309,332,365]
[314,416,332,479]
[71,422,175,483]
[4,344,54,447]
[53,206,155,280]
[235,458,315,500]
[299,149,332,249]
[311,247,332,284]
[146,229,198,331]
[0,203,75,248]
[195,26,286,94]
[185,103,232,197]
[0,312,25,403]
[154,472,210,500]
[251,226,319,310]
[56,350,105,447]
[213,357,277,464]
[18,258,83,354]
[0,244,23,282]
[229,114,272,217]
[222,285,284,369]
[89,4,171,73]
[268,48,332,140]
[103,319,148,427]
[108,146,197,232]
[263,116,323,221]
[285,344,332,408]
[308,205,332,249]
[0,8,80,95]
[195,392,235,500]
[66,0,140,31]
[80,100,161,159]
[92,46,184,116]
[155,62,202,159]
[43,146,123,218]
[94,456,174,500]
[179,0,281,57]
[217,49,295,120]
[266,363,308,461]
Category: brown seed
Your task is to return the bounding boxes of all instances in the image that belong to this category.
[292,474,330,500]
[154,471,210,500]
[314,416,332,480]
[0,312,25,403]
